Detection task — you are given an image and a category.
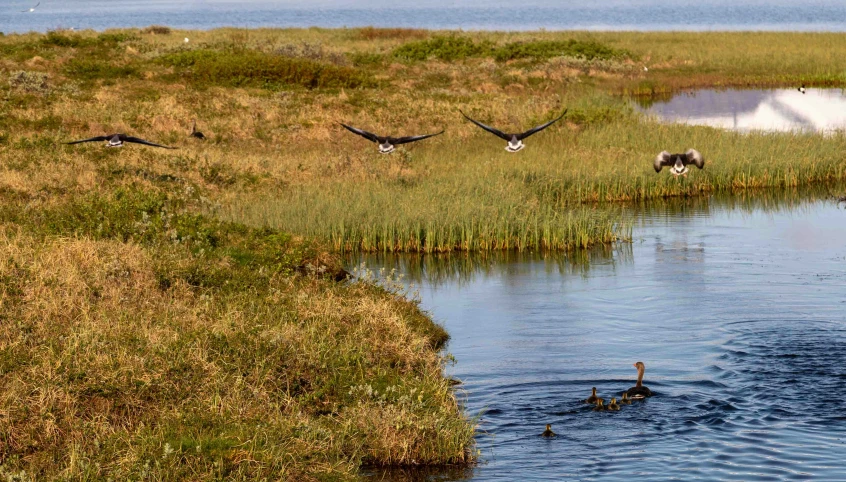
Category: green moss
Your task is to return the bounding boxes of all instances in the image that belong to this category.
[63,59,140,81]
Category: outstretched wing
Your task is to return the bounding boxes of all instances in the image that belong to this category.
[123,136,177,149]
[340,123,380,143]
[684,149,705,169]
[653,151,672,172]
[390,131,444,145]
[460,111,511,141]
[64,136,110,145]
[517,109,568,140]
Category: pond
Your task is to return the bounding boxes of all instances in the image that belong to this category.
[359,188,846,480]
[637,88,846,132]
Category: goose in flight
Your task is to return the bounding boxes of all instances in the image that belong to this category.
[460,109,567,152]
[64,133,176,149]
[340,123,443,154]
[22,2,39,12]
[654,149,704,177]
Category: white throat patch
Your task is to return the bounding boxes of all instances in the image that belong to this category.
[505,140,524,152]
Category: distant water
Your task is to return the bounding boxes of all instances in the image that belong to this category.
[638,88,846,133]
[359,191,846,481]
[5,0,846,34]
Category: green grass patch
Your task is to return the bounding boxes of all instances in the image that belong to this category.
[392,35,493,61]
[159,49,372,89]
[493,39,629,62]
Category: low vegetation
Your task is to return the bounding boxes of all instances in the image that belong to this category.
[1,26,845,478]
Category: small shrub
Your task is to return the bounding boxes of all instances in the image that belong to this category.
[276,42,348,66]
[97,32,138,43]
[355,27,428,41]
[8,70,50,95]
[8,70,49,94]
[493,39,629,62]
[159,49,371,90]
[40,30,92,48]
[64,59,140,81]
[392,36,492,62]
[142,25,172,35]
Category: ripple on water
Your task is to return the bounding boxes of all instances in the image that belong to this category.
[362,198,846,481]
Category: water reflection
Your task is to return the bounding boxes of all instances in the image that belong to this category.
[638,88,846,132]
[359,188,846,481]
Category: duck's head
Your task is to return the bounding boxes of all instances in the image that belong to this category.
[545,424,552,431]
[634,361,645,371]
[591,387,597,395]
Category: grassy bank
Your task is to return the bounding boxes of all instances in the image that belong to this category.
[0,186,474,480]
[3,28,846,252]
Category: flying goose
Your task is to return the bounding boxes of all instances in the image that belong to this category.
[340,123,443,154]
[22,2,39,12]
[654,149,704,177]
[624,361,653,400]
[189,119,206,140]
[799,84,806,94]
[460,109,567,152]
[64,134,176,149]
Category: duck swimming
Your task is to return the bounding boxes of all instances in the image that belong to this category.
[584,387,599,404]
[654,149,705,177]
[620,392,632,405]
[608,398,620,411]
[460,109,567,152]
[64,133,176,149]
[593,398,606,411]
[541,424,556,437]
[340,123,443,154]
[625,361,653,400]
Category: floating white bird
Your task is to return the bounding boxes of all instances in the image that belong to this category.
[22,1,39,12]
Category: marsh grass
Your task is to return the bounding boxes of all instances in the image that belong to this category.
[0,188,474,480]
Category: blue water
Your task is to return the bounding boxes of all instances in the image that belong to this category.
[360,193,846,480]
[5,0,846,34]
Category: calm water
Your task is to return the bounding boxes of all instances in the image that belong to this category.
[6,0,846,33]
[359,191,846,481]
[638,88,846,133]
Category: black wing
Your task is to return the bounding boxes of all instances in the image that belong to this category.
[460,111,511,141]
[390,131,444,145]
[64,136,110,145]
[653,151,672,172]
[123,136,177,149]
[684,149,705,169]
[340,123,380,143]
[516,109,568,140]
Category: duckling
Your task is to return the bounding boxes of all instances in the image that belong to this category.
[608,398,620,411]
[541,424,556,437]
[593,398,606,412]
[620,392,632,405]
[584,387,599,404]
